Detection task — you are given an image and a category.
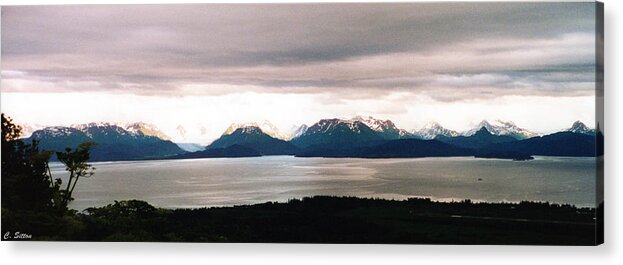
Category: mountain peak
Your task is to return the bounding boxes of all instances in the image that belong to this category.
[475,126,492,136]
[232,126,264,135]
[350,116,396,131]
[464,120,536,139]
[125,122,171,140]
[311,118,367,134]
[567,121,595,135]
[349,116,411,139]
[477,120,492,127]
[208,125,298,155]
[223,120,286,139]
[291,117,383,148]
[571,120,588,130]
[27,123,184,160]
[414,121,458,139]
[286,124,309,140]
[71,122,118,130]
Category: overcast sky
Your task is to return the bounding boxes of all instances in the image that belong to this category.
[1,3,598,144]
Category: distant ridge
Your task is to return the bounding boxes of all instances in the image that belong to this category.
[23,118,599,160]
[350,116,412,139]
[223,120,287,140]
[413,122,459,139]
[566,121,596,135]
[462,120,536,139]
[290,118,384,149]
[207,126,298,155]
[436,127,518,149]
[27,123,184,161]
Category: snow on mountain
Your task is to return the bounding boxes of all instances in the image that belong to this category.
[413,122,459,140]
[68,122,129,138]
[566,121,596,135]
[29,122,174,141]
[291,118,383,148]
[16,123,46,138]
[125,122,172,140]
[463,120,537,139]
[306,118,368,134]
[351,116,393,132]
[27,122,184,160]
[285,124,309,140]
[350,116,411,139]
[31,126,83,138]
[223,120,287,140]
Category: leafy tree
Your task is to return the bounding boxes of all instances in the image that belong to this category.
[1,114,57,212]
[1,113,21,142]
[1,113,95,214]
[56,142,97,209]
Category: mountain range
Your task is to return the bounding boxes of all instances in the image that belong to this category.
[25,122,184,161]
[413,122,459,139]
[23,117,600,161]
[351,116,412,140]
[435,127,518,149]
[462,120,537,139]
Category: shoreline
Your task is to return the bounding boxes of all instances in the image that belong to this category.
[69,195,598,212]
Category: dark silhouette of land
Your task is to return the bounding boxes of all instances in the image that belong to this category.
[475,152,534,161]
[3,196,599,244]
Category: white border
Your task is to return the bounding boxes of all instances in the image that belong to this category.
[0,1,621,265]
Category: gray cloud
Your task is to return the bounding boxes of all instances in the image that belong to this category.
[1,3,597,100]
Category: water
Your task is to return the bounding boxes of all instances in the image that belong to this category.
[49,156,597,210]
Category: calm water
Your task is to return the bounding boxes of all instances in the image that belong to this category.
[49,156,597,210]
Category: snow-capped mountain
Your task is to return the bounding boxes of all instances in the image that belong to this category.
[223,120,287,140]
[435,127,517,149]
[125,122,172,140]
[413,122,459,140]
[305,118,370,134]
[70,122,130,138]
[31,126,86,139]
[350,116,411,139]
[290,118,384,149]
[351,116,394,133]
[208,125,299,155]
[286,124,309,140]
[27,122,184,161]
[16,123,46,138]
[566,121,596,135]
[65,122,173,140]
[463,120,537,139]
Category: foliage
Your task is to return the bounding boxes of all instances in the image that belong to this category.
[75,196,597,244]
[56,142,97,209]
[2,113,95,240]
[1,114,57,212]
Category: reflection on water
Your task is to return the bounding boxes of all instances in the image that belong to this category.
[49,156,597,210]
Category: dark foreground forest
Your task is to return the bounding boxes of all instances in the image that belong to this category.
[2,196,600,245]
[1,114,602,245]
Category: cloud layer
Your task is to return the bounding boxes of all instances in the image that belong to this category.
[1,3,597,100]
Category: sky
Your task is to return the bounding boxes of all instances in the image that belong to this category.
[0,3,599,144]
